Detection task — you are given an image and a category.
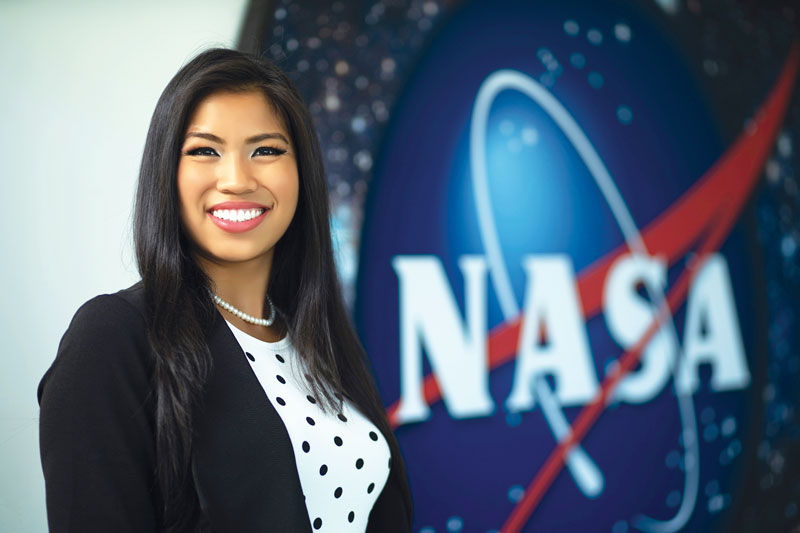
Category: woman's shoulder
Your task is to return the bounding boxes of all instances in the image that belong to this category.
[74,280,146,323]
[38,281,152,404]
[60,281,149,349]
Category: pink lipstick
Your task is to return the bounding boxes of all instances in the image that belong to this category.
[207,201,270,234]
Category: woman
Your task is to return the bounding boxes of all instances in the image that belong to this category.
[38,48,413,532]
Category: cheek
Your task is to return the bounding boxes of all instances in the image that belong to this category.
[176,164,188,206]
[176,168,202,231]
[287,184,300,225]
[275,165,301,217]
[289,176,300,212]
[289,164,301,208]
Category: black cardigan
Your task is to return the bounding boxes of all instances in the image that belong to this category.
[38,282,412,532]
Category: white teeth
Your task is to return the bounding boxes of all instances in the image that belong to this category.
[211,208,266,222]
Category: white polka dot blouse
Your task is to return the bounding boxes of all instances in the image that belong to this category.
[224,320,392,532]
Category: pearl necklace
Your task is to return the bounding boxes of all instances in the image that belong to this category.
[208,289,276,327]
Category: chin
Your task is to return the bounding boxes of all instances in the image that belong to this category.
[207,244,273,265]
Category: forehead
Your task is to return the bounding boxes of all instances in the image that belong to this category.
[184,90,288,137]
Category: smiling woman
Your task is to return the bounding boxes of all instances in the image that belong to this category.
[36,48,413,532]
[177,91,300,343]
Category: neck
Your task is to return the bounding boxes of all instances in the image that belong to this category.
[194,251,273,320]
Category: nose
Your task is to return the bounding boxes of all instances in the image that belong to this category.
[216,153,257,194]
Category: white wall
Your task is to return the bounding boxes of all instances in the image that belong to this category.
[0,1,248,530]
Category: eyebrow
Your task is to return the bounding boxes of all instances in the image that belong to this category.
[184,131,290,145]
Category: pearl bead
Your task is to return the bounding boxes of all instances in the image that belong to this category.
[207,289,276,327]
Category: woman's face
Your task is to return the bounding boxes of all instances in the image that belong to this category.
[177,90,299,270]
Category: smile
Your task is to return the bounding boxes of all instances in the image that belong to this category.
[208,208,269,233]
[211,208,266,222]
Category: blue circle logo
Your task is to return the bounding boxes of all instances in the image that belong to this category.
[356,1,795,530]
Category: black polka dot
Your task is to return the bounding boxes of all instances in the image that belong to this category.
[348,511,354,523]
[369,431,378,441]
[367,482,375,494]
[275,397,286,406]
[275,353,285,363]
[334,487,342,498]
[338,413,348,422]
[355,458,364,469]
[313,517,322,529]
[276,375,286,384]
[302,441,310,453]
[245,352,255,361]
[319,464,328,476]
[306,416,315,426]
[307,395,317,404]
[334,436,343,446]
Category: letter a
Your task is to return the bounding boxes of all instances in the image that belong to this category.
[675,254,750,394]
[506,255,599,412]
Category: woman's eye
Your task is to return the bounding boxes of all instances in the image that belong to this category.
[254,146,287,157]
[185,147,218,156]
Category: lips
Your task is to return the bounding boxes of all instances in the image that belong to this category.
[207,201,271,233]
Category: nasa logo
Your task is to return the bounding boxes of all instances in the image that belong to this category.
[355,0,796,531]
[391,252,749,422]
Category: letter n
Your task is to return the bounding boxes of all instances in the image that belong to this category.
[392,255,494,423]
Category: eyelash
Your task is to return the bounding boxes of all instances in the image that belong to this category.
[184,146,287,157]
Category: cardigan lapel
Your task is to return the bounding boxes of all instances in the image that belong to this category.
[192,309,312,532]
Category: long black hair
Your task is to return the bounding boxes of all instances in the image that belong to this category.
[133,47,412,532]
